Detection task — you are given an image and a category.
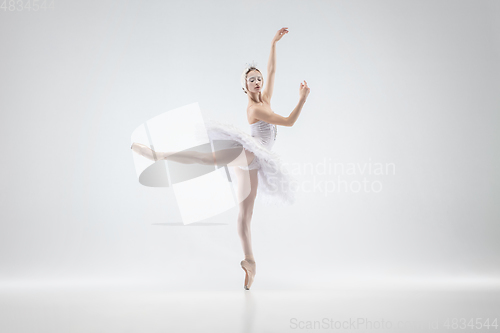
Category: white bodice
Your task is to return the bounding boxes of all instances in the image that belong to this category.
[249,120,277,150]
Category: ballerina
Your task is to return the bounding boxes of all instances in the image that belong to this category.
[131,27,310,290]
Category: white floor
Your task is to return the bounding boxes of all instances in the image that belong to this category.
[1,279,499,333]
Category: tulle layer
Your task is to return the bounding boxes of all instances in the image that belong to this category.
[197,118,296,206]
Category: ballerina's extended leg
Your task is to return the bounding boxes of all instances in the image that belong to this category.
[131,143,211,164]
[131,142,256,167]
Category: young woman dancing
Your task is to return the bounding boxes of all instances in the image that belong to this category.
[131,27,310,290]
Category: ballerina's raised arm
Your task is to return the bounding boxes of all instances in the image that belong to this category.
[250,27,310,127]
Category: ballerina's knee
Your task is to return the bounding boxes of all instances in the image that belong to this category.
[200,152,216,165]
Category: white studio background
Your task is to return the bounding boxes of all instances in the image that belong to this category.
[0,0,499,290]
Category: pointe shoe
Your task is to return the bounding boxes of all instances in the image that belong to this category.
[131,142,158,162]
[240,259,256,290]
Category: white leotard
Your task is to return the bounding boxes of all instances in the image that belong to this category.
[239,120,277,171]
[249,120,277,150]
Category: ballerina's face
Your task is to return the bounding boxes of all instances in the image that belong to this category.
[246,70,264,93]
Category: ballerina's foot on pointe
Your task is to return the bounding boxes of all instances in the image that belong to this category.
[240,257,256,290]
[131,142,158,161]
[131,142,170,162]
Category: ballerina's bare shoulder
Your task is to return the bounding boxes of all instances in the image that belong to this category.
[247,96,274,125]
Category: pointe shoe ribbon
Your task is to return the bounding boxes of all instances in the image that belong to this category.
[240,259,256,290]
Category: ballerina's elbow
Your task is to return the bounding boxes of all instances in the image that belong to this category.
[285,117,295,127]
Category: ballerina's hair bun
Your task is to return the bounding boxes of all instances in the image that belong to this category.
[241,61,260,94]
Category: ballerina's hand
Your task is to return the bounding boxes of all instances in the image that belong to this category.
[299,80,310,100]
[272,27,289,43]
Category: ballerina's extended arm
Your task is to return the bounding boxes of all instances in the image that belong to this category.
[250,79,309,127]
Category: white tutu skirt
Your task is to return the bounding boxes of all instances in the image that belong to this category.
[197,118,296,206]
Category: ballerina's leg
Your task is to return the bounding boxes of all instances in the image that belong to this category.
[131,143,207,164]
[132,143,256,167]
[235,166,258,290]
[234,167,259,258]
[168,148,255,167]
